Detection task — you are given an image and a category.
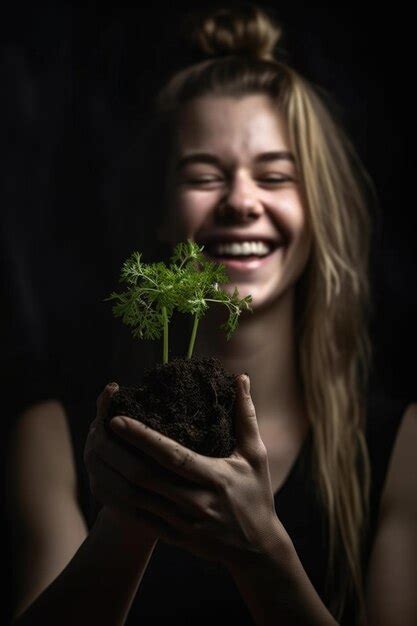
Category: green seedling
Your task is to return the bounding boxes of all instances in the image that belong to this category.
[104,240,253,364]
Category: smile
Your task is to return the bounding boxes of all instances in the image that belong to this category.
[202,244,284,272]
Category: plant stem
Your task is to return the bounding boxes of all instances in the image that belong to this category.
[162,305,169,364]
[187,315,200,359]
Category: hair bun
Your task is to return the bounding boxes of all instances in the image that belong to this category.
[180,3,283,63]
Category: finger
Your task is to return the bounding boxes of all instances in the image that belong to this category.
[233,374,261,451]
[90,423,205,515]
[96,382,119,422]
[91,451,193,531]
[84,385,119,465]
[109,416,221,487]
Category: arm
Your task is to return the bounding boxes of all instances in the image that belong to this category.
[226,402,417,626]
[14,506,158,626]
[226,523,338,626]
[365,402,417,626]
[6,400,158,626]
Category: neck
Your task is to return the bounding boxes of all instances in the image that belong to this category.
[193,287,306,425]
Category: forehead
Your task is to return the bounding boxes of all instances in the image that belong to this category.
[173,94,291,158]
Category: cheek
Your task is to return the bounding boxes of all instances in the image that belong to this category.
[276,193,311,267]
[166,190,213,240]
[273,189,308,243]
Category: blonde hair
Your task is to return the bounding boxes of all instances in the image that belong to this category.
[149,4,376,623]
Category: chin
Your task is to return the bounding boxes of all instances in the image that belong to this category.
[221,281,286,313]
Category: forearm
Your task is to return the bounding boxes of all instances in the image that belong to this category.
[13,507,158,626]
[226,528,338,626]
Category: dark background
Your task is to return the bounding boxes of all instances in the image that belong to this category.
[1,2,415,621]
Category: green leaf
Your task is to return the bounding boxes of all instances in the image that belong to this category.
[105,239,253,354]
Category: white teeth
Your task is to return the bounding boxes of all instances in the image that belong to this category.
[213,241,271,256]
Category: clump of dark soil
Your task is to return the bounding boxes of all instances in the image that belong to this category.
[105,356,237,458]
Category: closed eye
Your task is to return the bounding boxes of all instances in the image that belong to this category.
[260,176,293,185]
[186,176,294,186]
[186,177,221,185]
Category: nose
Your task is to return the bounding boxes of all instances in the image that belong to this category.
[217,173,263,222]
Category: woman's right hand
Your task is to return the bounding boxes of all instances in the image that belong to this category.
[83,382,163,541]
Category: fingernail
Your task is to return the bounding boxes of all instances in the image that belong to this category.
[241,374,250,394]
[110,416,126,430]
[107,382,118,392]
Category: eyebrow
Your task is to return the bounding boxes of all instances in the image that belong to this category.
[175,150,295,171]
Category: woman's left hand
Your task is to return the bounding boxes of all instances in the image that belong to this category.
[108,374,292,570]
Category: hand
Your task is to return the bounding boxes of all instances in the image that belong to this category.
[84,382,187,541]
[107,374,293,570]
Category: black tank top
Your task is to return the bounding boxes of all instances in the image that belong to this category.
[63,391,409,625]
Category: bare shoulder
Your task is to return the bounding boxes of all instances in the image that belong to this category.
[378,401,417,517]
[6,399,79,500]
[365,402,417,626]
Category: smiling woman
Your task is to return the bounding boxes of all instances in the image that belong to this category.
[7,3,415,626]
[157,94,311,311]
[99,7,415,623]
[136,13,373,619]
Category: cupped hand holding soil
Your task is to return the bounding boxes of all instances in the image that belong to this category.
[105,373,290,569]
[84,383,188,540]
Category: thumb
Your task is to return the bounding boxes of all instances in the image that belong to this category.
[96,381,119,423]
[233,374,260,450]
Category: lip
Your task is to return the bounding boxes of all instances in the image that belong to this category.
[198,234,284,247]
[202,245,283,273]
